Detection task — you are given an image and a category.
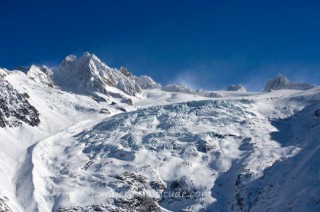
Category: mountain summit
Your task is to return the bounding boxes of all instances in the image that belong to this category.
[54,52,159,96]
[264,74,315,92]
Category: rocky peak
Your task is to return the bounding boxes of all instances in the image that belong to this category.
[54,52,159,96]
[264,74,315,92]
[59,54,77,69]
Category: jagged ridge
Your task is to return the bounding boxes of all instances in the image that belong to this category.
[54,52,159,96]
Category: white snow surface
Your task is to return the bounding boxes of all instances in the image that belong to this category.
[0,59,319,211]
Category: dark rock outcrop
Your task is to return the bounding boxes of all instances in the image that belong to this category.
[0,78,40,128]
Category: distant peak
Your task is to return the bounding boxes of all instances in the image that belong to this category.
[64,55,77,62]
[60,53,102,67]
[59,55,77,68]
[264,74,315,92]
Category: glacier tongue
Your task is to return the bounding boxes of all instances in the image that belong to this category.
[28,96,307,211]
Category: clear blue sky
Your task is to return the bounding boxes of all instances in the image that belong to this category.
[1,0,320,90]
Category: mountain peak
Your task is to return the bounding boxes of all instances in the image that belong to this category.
[276,73,285,78]
[78,52,100,63]
[54,52,159,96]
[275,73,289,83]
[59,55,77,70]
[264,74,315,92]
[79,52,94,60]
[63,54,77,62]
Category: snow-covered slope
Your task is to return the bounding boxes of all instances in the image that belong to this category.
[0,56,319,212]
[30,98,261,211]
[0,70,114,211]
[16,65,55,88]
[0,76,40,128]
[27,88,320,212]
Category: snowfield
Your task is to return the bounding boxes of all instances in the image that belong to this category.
[0,54,319,212]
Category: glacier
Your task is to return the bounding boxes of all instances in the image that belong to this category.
[0,54,319,212]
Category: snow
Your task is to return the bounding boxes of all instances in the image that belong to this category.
[0,54,319,211]
[26,65,55,87]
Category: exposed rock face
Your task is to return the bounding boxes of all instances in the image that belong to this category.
[264,74,315,92]
[119,66,133,77]
[0,77,40,128]
[54,52,159,96]
[55,171,164,212]
[0,192,12,212]
[55,195,163,212]
[227,84,246,92]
